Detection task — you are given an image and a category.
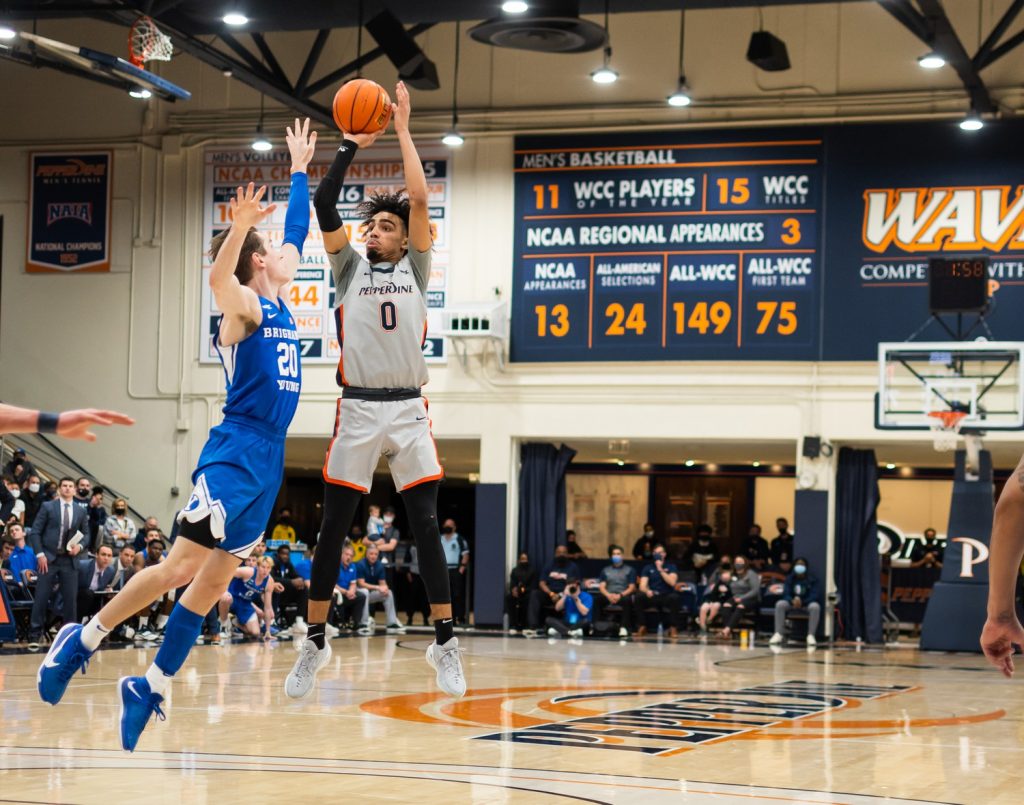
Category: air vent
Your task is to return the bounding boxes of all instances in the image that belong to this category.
[469,0,607,53]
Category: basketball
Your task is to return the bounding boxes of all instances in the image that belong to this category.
[332,79,392,135]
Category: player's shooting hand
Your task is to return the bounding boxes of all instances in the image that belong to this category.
[286,117,317,173]
[981,613,1024,677]
[57,409,135,442]
[230,182,276,231]
[392,80,411,133]
[344,128,384,149]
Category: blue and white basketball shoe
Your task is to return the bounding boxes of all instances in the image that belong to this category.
[118,676,166,752]
[37,623,92,705]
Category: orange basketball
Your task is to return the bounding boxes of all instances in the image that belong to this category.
[332,79,392,135]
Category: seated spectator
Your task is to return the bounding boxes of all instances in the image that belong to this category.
[771,518,795,572]
[719,557,760,638]
[910,528,944,569]
[86,486,107,550]
[271,506,297,543]
[507,551,537,633]
[1,537,12,567]
[293,545,313,586]
[22,474,45,528]
[110,545,136,590]
[365,506,399,567]
[4,523,36,583]
[565,530,587,560]
[683,525,718,581]
[77,544,115,621]
[1,475,26,524]
[770,557,821,647]
[272,544,308,627]
[741,524,771,569]
[699,568,733,633]
[219,556,275,640]
[525,545,581,636]
[103,499,137,550]
[637,544,681,637]
[333,544,361,628]
[134,535,172,640]
[251,539,267,559]
[631,524,656,561]
[5,447,35,487]
[592,545,636,637]
[349,524,367,562]
[355,544,404,635]
[545,575,592,638]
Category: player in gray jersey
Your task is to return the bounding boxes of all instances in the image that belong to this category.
[286,81,465,700]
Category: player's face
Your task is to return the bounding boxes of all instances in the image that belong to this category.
[255,232,287,284]
[364,213,407,264]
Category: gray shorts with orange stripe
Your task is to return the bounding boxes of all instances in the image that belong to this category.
[323,396,443,493]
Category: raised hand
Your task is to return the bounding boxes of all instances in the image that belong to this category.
[343,128,384,149]
[57,409,135,442]
[393,80,411,134]
[230,182,277,231]
[286,117,317,173]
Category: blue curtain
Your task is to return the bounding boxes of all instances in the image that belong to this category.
[518,443,577,565]
[835,447,883,643]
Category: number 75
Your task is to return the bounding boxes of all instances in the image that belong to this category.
[755,301,797,335]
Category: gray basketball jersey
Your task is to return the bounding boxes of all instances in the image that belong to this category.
[327,243,431,388]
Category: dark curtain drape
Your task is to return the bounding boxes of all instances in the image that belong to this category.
[835,447,883,644]
[518,443,577,564]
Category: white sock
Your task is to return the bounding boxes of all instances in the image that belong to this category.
[139,616,149,628]
[155,614,169,630]
[80,618,111,652]
[145,664,171,696]
[220,618,230,630]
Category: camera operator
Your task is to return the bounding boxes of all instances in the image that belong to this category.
[545,575,592,638]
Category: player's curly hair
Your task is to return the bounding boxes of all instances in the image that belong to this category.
[356,191,410,232]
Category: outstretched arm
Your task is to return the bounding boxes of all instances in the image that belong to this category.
[279,118,317,284]
[392,81,432,253]
[0,403,134,442]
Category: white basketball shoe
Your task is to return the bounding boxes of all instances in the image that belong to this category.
[284,639,332,699]
[425,637,467,698]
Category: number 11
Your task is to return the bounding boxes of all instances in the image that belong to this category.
[533,184,559,210]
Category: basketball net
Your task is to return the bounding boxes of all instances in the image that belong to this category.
[129,15,173,67]
[927,410,967,452]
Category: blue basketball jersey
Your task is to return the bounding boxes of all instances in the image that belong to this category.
[213,297,301,434]
[228,569,269,603]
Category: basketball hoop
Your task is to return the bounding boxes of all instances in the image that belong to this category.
[129,15,173,67]
[927,410,967,451]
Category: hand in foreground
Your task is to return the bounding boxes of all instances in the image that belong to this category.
[392,80,411,133]
[286,117,317,172]
[981,614,1024,677]
[57,409,135,442]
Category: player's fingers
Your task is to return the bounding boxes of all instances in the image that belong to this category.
[308,131,317,149]
[255,184,267,202]
[286,126,293,140]
[302,117,310,137]
[236,185,244,203]
[82,430,97,443]
[247,181,255,199]
[262,203,278,218]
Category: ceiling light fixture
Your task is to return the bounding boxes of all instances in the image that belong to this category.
[684,459,696,467]
[0,25,16,41]
[666,10,691,107]
[917,52,945,69]
[752,461,761,468]
[960,111,984,131]
[223,11,248,26]
[590,1,618,84]
[501,1,529,12]
[251,92,271,151]
[885,463,896,470]
[443,20,465,147]
[128,86,152,99]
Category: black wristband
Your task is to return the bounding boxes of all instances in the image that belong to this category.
[38,411,59,433]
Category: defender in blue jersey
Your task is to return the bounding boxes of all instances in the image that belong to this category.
[36,119,318,752]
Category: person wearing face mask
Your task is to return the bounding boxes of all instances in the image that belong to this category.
[507,551,537,633]
[637,544,682,637]
[22,475,45,528]
[771,518,795,573]
[699,569,734,634]
[684,525,720,585]
[102,498,137,551]
[593,545,637,637]
[718,557,761,639]
[440,519,470,624]
[524,545,580,637]
[632,524,656,561]
[364,506,400,568]
[565,529,587,560]
[271,506,297,543]
[770,557,821,647]
[86,486,107,552]
[0,475,26,525]
[42,481,58,502]
[73,478,93,510]
[740,524,771,570]
[4,448,36,487]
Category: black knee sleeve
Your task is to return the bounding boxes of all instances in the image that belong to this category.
[309,484,363,601]
[401,481,451,605]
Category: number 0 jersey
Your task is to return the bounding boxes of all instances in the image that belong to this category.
[212,296,302,434]
[327,244,431,389]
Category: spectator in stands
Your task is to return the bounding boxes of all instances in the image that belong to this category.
[349,524,367,561]
[699,568,733,633]
[4,447,35,486]
[86,486,107,551]
[546,575,592,638]
[5,523,36,582]
[110,545,136,590]
[251,539,267,559]
[771,518,795,572]
[637,543,681,637]
[22,474,45,528]
[1,475,26,524]
[565,530,587,560]
[356,543,404,635]
[74,477,93,509]
[770,557,821,647]
[77,544,116,621]
[1,537,12,567]
[741,524,771,569]
[910,528,945,569]
[507,550,537,633]
[404,542,431,627]
[525,544,580,636]
[333,544,361,629]
[684,525,719,581]
[365,504,384,540]
[592,545,636,637]
[272,543,308,628]
[719,557,761,638]
[632,523,656,561]
[271,506,297,543]
[42,480,57,502]
[441,518,470,624]
[365,506,399,568]
[27,477,88,643]
[103,499,137,550]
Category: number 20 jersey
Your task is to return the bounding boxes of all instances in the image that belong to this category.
[327,244,431,389]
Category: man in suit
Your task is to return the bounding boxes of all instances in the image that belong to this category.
[110,545,136,591]
[77,544,116,621]
[28,477,87,643]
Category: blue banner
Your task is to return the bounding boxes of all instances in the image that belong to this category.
[27,151,112,273]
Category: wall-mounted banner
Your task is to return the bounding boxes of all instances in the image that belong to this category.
[27,151,112,273]
[200,145,451,365]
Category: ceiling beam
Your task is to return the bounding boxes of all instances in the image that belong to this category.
[876,0,931,43]
[295,29,330,96]
[250,32,290,90]
[974,0,1024,70]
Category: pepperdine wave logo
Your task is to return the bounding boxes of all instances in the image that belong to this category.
[47,202,93,226]
[36,158,107,178]
[862,185,1024,253]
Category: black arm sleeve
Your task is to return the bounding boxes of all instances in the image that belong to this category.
[313,139,359,233]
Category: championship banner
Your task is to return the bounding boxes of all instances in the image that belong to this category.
[27,151,112,273]
[200,145,451,364]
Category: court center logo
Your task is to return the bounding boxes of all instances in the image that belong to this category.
[361,679,1004,756]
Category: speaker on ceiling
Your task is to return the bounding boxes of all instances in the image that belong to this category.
[747,30,790,72]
